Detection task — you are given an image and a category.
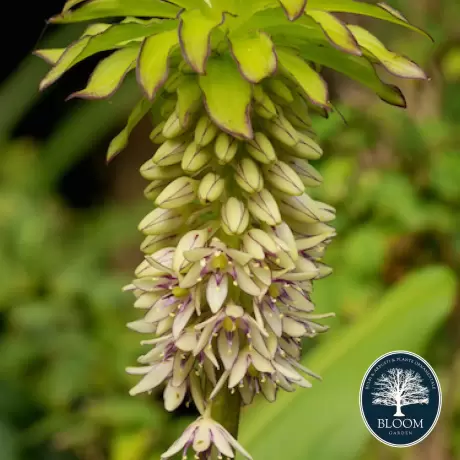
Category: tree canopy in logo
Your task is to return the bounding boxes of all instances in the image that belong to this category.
[372,368,429,417]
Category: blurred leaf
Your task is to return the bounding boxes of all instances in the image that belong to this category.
[373,173,426,229]
[317,157,355,203]
[442,46,460,81]
[423,203,457,233]
[86,397,165,428]
[430,150,460,202]
[312,272,382,322]
[242,266,456,460]
[10,301,64,331]
[0,421,18,460]
[111,430,151,460]
[27,415,99,449]
[341,225,388,277]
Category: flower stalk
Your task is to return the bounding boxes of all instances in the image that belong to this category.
[36,1,427,458]
[211,385,241,441]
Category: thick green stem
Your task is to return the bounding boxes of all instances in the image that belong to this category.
[210,386,241,439]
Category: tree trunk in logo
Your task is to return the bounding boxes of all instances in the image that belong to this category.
[394,397,405,417]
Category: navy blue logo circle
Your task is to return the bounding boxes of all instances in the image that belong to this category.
[359,351,441,447]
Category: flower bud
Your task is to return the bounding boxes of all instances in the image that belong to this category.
[273,222,298,261]
[263,111,298,147]
[140,234,178,254]
[266,79,294,105]
[246,132,276,164]
[278,194,334,223]
[253,85,277,119]
[291,256,320,280]
[243,233,265,260]
[243,228,278,260]
[149,122,167,144]
[315,201,336,222]
[195,114,218,146]
[135,247,175,278]
[235,157,264,193]
[283,101,312,130]
[143,180,168,201]
[162,110,188,139]
[287,157,323,187]
[292,132,323,160]
[155,176,198,209]
[215,132,238,164]
[182,141,212,173]
[264,161,304,196]
[164,71,183,93]
[160,98,176,118]
[140,160,182,181]
[247,228,278,254]
[138,208,185,235]
[316,262,333,279]
[285,220,336,238]
[247,189,282,226]
[221,197,250,235]
[152,138,188,166]
[197,172,225,203]
[173,229,209,272]
[295,233,330,251]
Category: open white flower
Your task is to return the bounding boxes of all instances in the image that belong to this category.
[161,415,252,460]
[193,302,270,371]
[180,238,260,299]
[126,254,201,339]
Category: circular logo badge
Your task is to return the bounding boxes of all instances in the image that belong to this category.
[359,350,442,448]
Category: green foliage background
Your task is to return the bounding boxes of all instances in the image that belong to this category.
[1,1,460,459]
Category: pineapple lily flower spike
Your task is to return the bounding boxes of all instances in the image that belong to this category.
[36,0,429,458]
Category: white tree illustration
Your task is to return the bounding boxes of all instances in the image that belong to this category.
[372,368,429,417]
